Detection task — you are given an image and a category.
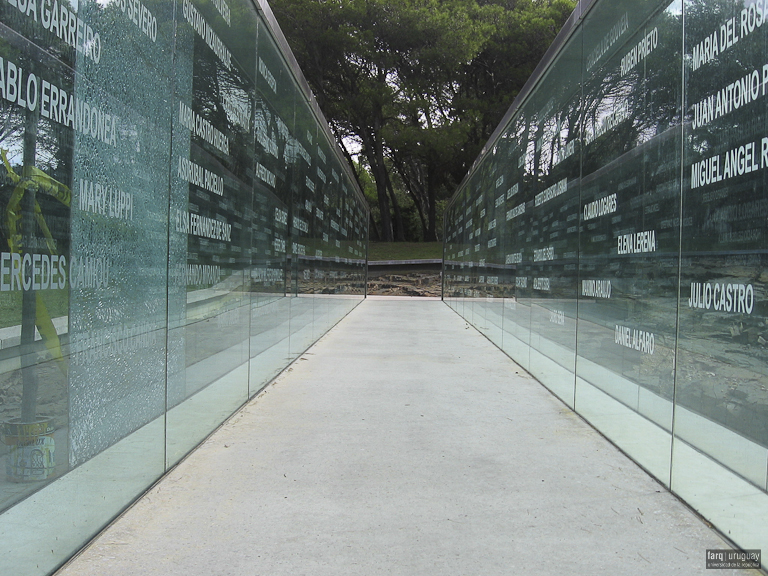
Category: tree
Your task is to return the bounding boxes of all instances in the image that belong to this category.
[269,0,575,241]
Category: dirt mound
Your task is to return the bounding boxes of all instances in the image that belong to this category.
[367,273,441,297]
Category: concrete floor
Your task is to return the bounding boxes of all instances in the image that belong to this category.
[57,297,759,575]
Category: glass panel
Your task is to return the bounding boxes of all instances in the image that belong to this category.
[522,30,582,407]
[249,187,290,397]
[0,0,368,573]
[0,29,77,516]
[165,0,257,466]
[672,0,768,554]
[472,151,505,349]
[249,19,293,397]
[288,99,319,356]
[576,1,682,483]
[0,0,175,568]
[443,0,767,566]
[496,115,532,371]
[310,134,333,339]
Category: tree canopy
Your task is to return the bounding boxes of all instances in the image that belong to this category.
[270,0,576,241]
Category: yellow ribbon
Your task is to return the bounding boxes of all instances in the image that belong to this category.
[2,149,71,375]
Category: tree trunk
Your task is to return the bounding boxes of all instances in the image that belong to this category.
[20,109,39,423]
[361,127,394,242]
[368,212,380,241]
[385,170,406,242]
[336,134,369,201]
[425,166,438,242]
[394,155,428,241]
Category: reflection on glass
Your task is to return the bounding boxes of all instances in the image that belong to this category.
[672,0,768,555]
[0,0,368,574]
[443,0,766,567]
[575,2,682,483]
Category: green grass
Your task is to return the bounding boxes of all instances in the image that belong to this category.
[0,290,69,329]
[367,242,443,261]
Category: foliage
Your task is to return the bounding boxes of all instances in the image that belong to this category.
[270,0,576,241]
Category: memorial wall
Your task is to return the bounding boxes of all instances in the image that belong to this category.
[0,0,368,572]
[444,0,768,565]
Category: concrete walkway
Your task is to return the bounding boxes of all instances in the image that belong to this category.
[57,297,756,576]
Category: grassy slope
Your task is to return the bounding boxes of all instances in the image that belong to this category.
[0,291,69,329]
[367,242,443,261]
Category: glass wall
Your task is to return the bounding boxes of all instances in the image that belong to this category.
[444,0,768,566]
[0,0,368,572]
